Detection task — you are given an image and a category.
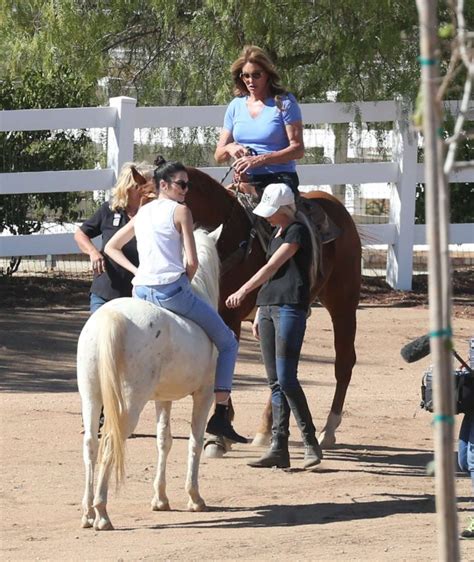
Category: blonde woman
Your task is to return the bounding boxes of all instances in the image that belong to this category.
[74,161,153,313]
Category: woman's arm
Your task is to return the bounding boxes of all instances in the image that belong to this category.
[214,128,247,163]
[104,219,138,275]
[225,242,300,308]
[74,228,106,274]
[174,204,199,280]
[232,121,304,175]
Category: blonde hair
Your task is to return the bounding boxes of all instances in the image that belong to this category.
[110,161,154,211]
[231,45,286,98]
[279,204,320,291]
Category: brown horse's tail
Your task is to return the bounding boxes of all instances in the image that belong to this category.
[95,307,128,487]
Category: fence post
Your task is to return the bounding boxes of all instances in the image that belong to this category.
[387,98,418,290]
[107,96,137,186]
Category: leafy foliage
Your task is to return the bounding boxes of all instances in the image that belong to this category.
[415,117,474,224]
[0,0,437,106]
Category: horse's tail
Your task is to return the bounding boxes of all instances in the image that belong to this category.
[95,307,128,486]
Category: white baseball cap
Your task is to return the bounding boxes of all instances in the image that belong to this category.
[253,183,295,218]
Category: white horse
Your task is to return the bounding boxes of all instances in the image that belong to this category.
[77,229,221,531]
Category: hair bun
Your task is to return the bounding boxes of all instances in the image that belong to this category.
[154,155,167,168]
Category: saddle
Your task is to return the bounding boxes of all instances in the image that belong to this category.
[297,197,341,245]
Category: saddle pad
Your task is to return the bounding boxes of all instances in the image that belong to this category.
[297,198,341,244]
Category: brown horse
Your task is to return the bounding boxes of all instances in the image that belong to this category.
[182,167,361,449]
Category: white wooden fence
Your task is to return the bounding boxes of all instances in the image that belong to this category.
[1,97,473,290]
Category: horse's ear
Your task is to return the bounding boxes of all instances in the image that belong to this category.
[208,224,223,243]
[131,165,147,186]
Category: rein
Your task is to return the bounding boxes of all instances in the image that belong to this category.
[218,192,261,277]
[217,147,268,276]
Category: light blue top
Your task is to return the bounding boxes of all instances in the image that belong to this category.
[223,94,302,175]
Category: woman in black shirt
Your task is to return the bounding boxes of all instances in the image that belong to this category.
[226,183,322,470]
[74,162,153,312]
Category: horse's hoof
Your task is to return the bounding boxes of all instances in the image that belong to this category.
[251,432,271,447]
[204,436,227,458]
[81,515,94,529]
[204,443,226,458]
[319,431,336,450]
[93,517,114,531]
[188,499,207,512]
[151,500,171,511]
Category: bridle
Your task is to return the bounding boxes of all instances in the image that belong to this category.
[218,186,262,277]
[217,146,265,275]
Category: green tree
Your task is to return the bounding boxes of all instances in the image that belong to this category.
[0,0,442,105]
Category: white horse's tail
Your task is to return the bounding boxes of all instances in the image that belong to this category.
[96,307,128,486]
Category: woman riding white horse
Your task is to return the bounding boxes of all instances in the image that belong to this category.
[78,228,222,530]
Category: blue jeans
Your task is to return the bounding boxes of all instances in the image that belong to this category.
[133,275,238,392]
[258,305,307,406]
[458,412,474,494]
[90,293,108,313]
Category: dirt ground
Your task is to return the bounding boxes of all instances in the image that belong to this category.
[1,289,473,560]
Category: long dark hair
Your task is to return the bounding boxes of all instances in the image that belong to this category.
[153,155,187,186]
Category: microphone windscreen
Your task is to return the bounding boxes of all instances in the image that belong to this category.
[400,334,431,363]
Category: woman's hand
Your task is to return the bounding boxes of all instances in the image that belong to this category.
[227,142,247,159]
[90,250,106,274]
[226,288,247,309]
[252,318,259,340]
[233,154,260,174]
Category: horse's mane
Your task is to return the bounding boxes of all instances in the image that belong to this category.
[190,229,220,309]
[187,167,235,203]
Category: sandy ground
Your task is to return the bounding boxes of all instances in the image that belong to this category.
[1,302,473,561]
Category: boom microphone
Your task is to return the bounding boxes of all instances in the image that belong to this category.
[401,334,431,363]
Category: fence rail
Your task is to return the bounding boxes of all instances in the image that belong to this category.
[1,97,473,289]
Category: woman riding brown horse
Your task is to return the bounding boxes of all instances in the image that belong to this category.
[132,165,361,449]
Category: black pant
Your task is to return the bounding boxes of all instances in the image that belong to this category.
[249,172,300,199]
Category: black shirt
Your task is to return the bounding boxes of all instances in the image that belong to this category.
[80,202,138,300]
[256,221,311,309]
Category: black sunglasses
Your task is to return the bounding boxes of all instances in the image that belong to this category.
[240,71,263,81]
[171,180,191,190]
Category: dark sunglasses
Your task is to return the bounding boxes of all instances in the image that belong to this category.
[240,71,263,81]
[171,180,191,190]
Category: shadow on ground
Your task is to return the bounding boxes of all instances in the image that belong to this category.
[0,308,88,393]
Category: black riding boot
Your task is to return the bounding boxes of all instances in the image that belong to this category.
[248,399,291,468]
[206,404,248,444]
[284,385,323,470]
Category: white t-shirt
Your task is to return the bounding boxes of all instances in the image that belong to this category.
[132,198,185,286]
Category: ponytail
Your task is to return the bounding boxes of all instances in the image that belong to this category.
[153,155,187,187]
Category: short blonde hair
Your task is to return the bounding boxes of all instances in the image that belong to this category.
[110,161,154,211]
[230,45,286,98]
